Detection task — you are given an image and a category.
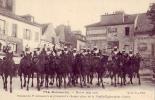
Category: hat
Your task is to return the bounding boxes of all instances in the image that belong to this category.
[114,46,117,49]
[64,46,67,49]
[93,46,97,49]
[73,48,77,51]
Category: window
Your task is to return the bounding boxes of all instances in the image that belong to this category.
[0,42,2,51]
[35,32,39,42]
[0,19,5,34]
[23,29,31,40]
[125,27,130,36]
[8,43,17,53]
[108,27,117,33]
[52,37,55,44]
[12,24,17,37]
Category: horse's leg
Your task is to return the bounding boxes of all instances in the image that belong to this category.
[110,72,113,85]
[31,73,34,87]
[10,75,12,93]
[96,73,100,86]
[101,74,104,88]
[20,73,23,89]
[123,73,126,85]
[90,72,93,85]
[64,74,67,88]
[117,74,120,84]
[130,74,133,85]
[137,72,141,85]
[23,74,26,87]
[45,74,49,88]
[80,74,83,88]
[27,74,30,91]
[2,74,5,89]
[83,74,86,86]
[37,73,40,91]
[114,74,117,87]
[40,74,44,87]
[4,74,8,91]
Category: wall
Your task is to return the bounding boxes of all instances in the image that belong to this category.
[86,24,134,53]
[134,34,155,58]
[77,40,86,51]
[0,14,41,52]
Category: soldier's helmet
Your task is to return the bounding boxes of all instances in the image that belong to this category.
[83,48,86,52]
[113,46,118,51]
[47,47,51,51]
[87,48,90,52]
[93,46,97,51]
[129,49,133,54]
[122,49,125,53]
[73,48,77,51]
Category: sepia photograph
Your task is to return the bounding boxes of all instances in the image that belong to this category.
[0,0,155,100]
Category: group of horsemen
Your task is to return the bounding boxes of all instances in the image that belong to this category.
[1,44,142,90]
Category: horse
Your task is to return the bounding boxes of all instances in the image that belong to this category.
[54,53,63,88]
[107,52,121,87]
[72,53,84,87]
[85,53,94,85]
[55,51,73,88]
[35,50,47,90]
[19,53,32,90]
[126,54,141,85]
[95,54,108,88]
[48,52,56,86]
[1,52,15,93]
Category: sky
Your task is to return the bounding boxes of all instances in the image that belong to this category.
[15,0,155,35]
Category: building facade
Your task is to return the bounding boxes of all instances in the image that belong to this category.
[86,11,136,53]
[41,23,59,49]
[72,31,86,51]
[55,25,72,48]
[134,13,155,58]
[0,8,42,55]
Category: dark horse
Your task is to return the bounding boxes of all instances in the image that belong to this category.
[35,50,47,91]
[19,53,32,90]
[1,52,15,93]
[72,53,84,87]
[107,52,122,87]
[96,54,108,88]
[126,54,141,85]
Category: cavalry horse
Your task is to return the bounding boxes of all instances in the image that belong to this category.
[72,53,84,87]
[107,52,121,87]
[96,54,109,88]
[35,49,47,90]
[19,53,32,90]
[1,52,15,93]
[126,53,141,85]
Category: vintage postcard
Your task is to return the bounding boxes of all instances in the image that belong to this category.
[0,0,155,100]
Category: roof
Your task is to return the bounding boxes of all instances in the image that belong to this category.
[86,13,137,27]
[0,8,41,27]
[134,13,154,33]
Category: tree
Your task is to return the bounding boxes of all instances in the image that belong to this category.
[147,3,155,35]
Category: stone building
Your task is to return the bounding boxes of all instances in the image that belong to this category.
[41,23,59,49]
[86,11,137,53]
[0,8,42,55]
[134,13,155,58]
[72,31,86,51]
[55,25,73,48]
